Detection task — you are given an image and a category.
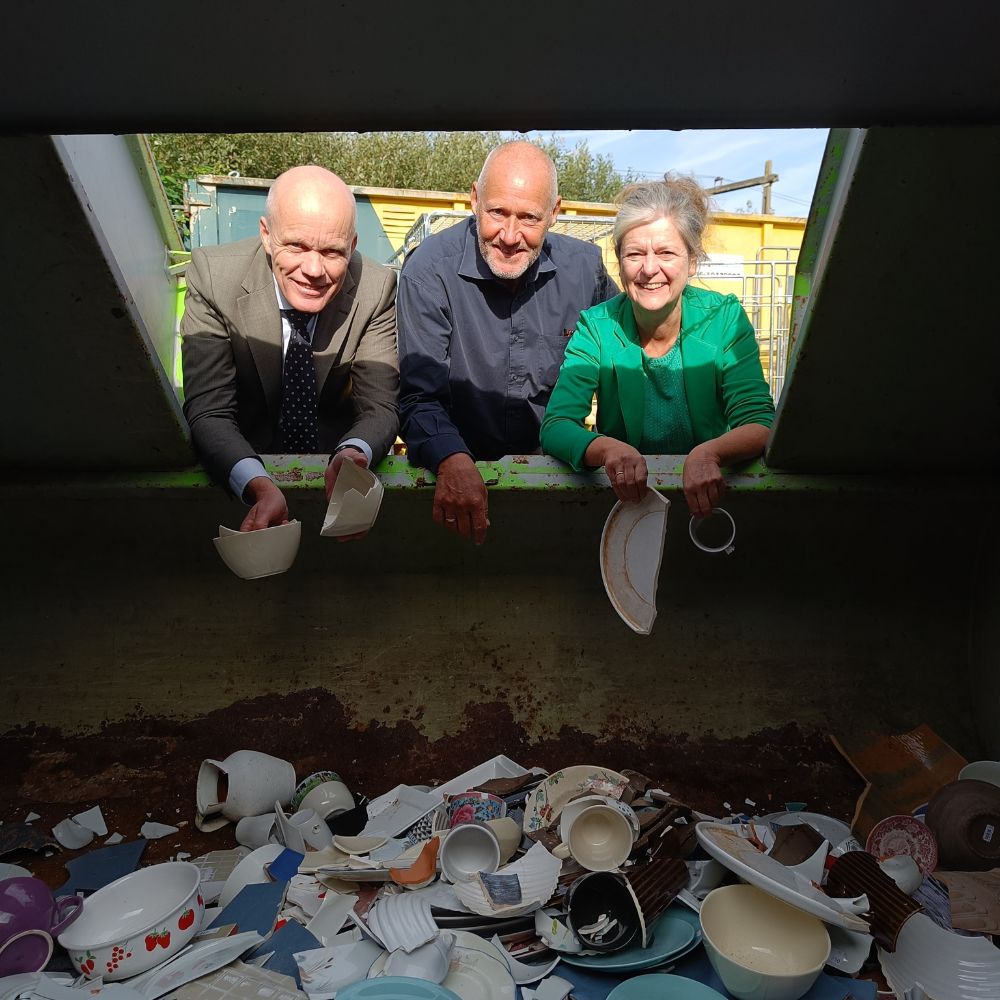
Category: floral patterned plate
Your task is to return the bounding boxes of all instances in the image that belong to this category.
[866,814,939,874]
[523,766,629,832]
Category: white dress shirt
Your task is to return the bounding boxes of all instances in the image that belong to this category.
[228,278,373,501]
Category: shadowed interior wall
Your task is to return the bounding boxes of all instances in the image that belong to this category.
[0,482,986,758]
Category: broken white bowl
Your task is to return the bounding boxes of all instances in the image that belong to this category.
[320,460,384,538]
[600,491,670,635]
[878,912,1000,1000]
[213,520,300,580]
[453,842,562,917]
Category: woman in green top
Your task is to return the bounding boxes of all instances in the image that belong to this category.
[540,177,775,516]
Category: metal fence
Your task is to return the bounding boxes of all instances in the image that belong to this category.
[392,211,797,400]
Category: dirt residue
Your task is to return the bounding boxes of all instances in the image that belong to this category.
[0,689,863,888]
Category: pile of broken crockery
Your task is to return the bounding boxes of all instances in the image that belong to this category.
[1,744,999,1000]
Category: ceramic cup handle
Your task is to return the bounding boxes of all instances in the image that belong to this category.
[50,894,84,936]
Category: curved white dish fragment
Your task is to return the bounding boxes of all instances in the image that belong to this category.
[878,913,1000,1000]
[694,822,870,933]
[453,843,561,917]
[600,491,670,635]
[321,460,384,538]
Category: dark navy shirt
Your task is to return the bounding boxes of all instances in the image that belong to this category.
[397,218,618,470]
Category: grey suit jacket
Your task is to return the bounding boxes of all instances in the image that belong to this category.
[181,238,399,491]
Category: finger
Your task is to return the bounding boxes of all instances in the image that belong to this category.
[623,464,641,503]
[433,502,445,526]
[685,487,703,518]
[443,510,461,533]
[240,506,258,532]
[636,475,650,498]
[452,508,473,540]
[472,505,489,546]
[706,478,724,510]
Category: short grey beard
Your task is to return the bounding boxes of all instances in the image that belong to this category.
[478,232,542,282]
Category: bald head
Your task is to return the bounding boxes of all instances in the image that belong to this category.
[260,165,358,313]
[471,142,561,284]
[265,165,356,234]
[477,142,558,213]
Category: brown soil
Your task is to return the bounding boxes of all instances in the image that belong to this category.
[0,689,864,888]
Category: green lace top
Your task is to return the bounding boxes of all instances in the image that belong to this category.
[639,341,695,454]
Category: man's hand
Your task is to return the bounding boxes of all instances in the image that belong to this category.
[682,443,726,518]
[240,476,289,531]
[326,447,369,499]
[433,453,489,545]
[326,447,371,543]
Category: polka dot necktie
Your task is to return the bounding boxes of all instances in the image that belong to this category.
[278,309,320,453]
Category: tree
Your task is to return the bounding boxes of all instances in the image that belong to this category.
[148,131,636,205]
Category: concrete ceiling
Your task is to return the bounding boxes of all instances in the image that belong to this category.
[3,3,999,131]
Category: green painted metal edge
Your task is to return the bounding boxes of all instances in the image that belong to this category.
[785,127,851,355]
[2,455,989,497]
[123,134,184,253]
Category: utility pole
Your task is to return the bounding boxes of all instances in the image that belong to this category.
[762,160,774,215]
[699,162,780,213]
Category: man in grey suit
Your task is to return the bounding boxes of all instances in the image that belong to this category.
[182,166,399,533]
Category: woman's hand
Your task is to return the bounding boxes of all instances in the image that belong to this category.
[682,444,726,517]
[585,437,648,503]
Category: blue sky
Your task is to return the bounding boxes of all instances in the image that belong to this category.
[534,129,829,216]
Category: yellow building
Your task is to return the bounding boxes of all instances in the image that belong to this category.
[362,187,803,396]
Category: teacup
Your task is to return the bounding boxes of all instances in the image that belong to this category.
[566,871,641,952]
[0,929,54,976]
[484,817,522,864]
[446,790,506,828]
[566,803,635,872]
[274,803,333,853]
[0,877,82,944]
[439,823,500,883]
[0,878,79,977]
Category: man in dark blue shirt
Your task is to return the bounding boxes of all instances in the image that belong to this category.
[398,142,617,545]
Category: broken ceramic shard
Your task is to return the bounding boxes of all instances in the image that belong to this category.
[600,490,670,635]
[320,460,384,538]
[72,806,108,837]
[52,818,95,850]
[140,821,179,840]
[196,751,296,829]
[213,520,301,580]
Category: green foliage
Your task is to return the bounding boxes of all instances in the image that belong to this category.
[148,131,636,204]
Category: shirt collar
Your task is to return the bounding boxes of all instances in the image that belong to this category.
[457,217,557,286]
[272,276,318,331]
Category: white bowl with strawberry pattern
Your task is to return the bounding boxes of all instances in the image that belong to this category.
[58,862,204,981]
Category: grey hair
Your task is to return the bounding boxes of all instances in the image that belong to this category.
[477,141,559,212]
[613,175,711,264]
